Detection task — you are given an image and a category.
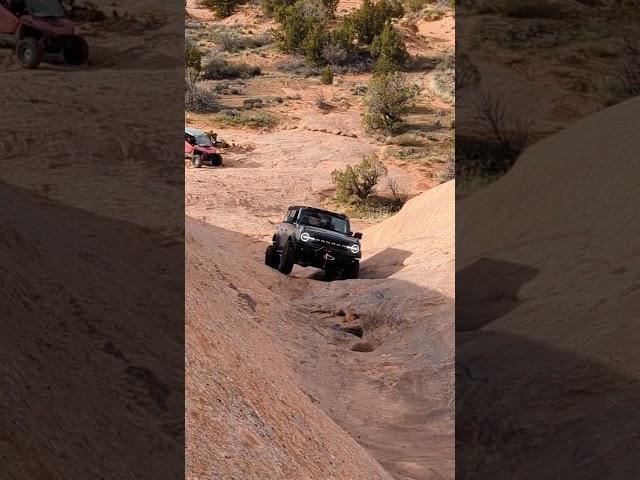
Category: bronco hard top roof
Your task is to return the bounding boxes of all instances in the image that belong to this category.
[185,126,206,136]
[288,206,348,219]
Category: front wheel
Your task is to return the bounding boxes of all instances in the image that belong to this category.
[277,241,295,275]
[16,38,43,69]
[192,154,203,168]
[341,262,360,280]
[63,36,89,66]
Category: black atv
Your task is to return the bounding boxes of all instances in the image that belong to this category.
[265,206,362,280]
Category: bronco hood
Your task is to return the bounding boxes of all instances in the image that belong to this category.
[300,225,358,244]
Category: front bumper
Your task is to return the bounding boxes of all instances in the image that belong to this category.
[295,243,359,269]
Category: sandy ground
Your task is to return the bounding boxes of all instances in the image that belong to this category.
[185,1,455,479]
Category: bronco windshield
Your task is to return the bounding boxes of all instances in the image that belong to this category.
[299,209,349,235]
[194,134,213,147]
[25,0,66,17]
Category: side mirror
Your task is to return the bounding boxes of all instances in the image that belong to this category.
[354,232,363,239]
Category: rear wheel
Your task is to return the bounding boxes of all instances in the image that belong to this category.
[277,240,295,275]
[192,154,203,168]
[265,245,279,269]
[16,38,43,69]
[210,153,223,166]
[63,36,89,66]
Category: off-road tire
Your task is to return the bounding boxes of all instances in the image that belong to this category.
[63,36,89,66]
[324,265,337,281]
[192,154,203,168]
[16,38,43,69]
[277,240,295,275]
[341,262,360,280]
[264,245,279,269]
[210,153,223,167]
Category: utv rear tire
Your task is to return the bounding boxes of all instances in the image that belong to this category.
[16,38,43,69]
[192,154,203,168]
[341,262,360,280]
[277,241,295,275]
[210,153,223,167]
[63,36,89,66]
[265,245,279,269]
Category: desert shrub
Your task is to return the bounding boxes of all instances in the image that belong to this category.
[618,38,640,97]
[331,154,388,202]
[243,97,265,108]
[385,177,409,204]
[185,38,203,71]
[438,154,455,183]
[273,1,330,63]
[363,72,420,133]
[404,0,428,12]
[315,91,333,110]
[371,22,408,71]
[202,0,243,18]
[301,22,329,64]
[320,66,334,84]
[342,0,404,46]
[263,0,337,15]
[472,91,532,174]
[431,54,455,103]
[185,73,219,113]
[210,28,273,51]
[456,52,481,89]
[214,109,279,128]
[322,42,350,65]
[200,58,261,80]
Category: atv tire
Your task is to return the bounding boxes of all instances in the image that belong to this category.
[210,153,223,167]
[277,241,295,275]
[265,245,279,269]
[16,38,43,69]
[63,36,89,66]
[192,154,203,168]
[341,262,360,280]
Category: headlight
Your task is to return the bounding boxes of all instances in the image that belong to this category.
[301,232,311,242]
[348,244,360,254]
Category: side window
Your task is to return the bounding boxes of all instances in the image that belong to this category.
[285,209,298,223]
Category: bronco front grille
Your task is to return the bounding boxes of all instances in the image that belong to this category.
[312,237,348,249]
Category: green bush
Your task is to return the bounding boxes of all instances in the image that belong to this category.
[185,38,203,72]
[200,58,261,80]
[342,0,404,46]
[262,0,337,15]
[363,71,420,133]
[273,1,330,63]
[331,154,388,202]
[202,0,243,18]
[320,66,334,84]
[371,22,408,71]
[185,73,219,113]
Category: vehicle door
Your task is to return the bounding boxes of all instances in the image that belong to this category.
[185,134,195,156]
[0,2,19,34]
[278,208,298,248]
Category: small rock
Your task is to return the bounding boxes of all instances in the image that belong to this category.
[344,312,359,323]
[351,342,374,352]
[338,321,363,338]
